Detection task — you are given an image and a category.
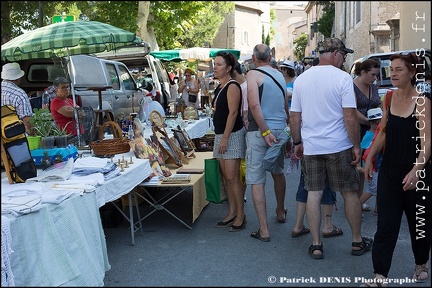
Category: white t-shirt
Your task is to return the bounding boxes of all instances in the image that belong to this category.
[291,65,356,155]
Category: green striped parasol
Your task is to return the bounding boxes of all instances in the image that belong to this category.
[150,48,241,62]
[1,21,143,62]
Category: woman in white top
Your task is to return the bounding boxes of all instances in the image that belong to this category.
[178,68,200,108]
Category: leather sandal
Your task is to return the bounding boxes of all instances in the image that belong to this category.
[214,215,236,228]
[308,243,324,260]
[229,216,247,232]
[413,264,428,283]
[276,208,287,223]
[351,236,373,256]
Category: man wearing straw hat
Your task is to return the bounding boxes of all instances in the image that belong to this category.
[1,62,33,133]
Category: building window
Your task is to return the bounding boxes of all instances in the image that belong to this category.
[355,1,361,24]
[242,31,249,45]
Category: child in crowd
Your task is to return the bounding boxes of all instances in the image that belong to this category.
[358,107,383,214]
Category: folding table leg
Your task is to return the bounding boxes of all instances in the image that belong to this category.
[135,188,193,230]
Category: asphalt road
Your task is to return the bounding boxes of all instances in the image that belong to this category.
[102,159,430,287]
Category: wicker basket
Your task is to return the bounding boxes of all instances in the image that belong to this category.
[91,121,130,156]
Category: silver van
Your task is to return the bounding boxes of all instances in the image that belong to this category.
[95,47,177,112]
[14,54,148,119]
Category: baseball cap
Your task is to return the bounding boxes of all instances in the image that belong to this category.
[367,108,383,120]
[318,37,354,54]
[1,62,25,80]
[279,60,295,70]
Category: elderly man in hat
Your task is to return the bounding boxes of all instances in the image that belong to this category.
[1,62,33,133]
[290,37,373,259]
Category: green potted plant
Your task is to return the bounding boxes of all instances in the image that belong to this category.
[29,108,56,149]
[53,122,71,148]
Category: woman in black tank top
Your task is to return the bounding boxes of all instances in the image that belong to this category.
[362,52,431,286]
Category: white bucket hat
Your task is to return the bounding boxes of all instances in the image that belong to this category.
[280,60,295,70]
[1,63,25,80]
[367,107,383,120]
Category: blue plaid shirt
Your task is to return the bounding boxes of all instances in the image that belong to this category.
[1,80,33,119]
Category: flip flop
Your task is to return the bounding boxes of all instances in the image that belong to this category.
[322,224,343,238]
[413,264,428,283]
[250,229,270,242]
[291,226,310,238]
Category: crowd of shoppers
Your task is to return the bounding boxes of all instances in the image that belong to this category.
[3,37,429,285]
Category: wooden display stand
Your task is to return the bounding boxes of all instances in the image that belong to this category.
[87,86,113,142]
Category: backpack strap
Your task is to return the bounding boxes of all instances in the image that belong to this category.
[251,68,286,98]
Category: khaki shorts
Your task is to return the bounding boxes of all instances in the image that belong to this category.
[246,130,285,185]
[302,148,359,192]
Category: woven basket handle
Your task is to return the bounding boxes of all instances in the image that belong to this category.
[98,121,123,140]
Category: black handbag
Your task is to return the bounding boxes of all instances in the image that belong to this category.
[188,94,197,103]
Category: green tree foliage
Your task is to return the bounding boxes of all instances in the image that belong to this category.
[265,34,270,46]
[152,1,234,49]
[2,1,234,50]
[316,1,334,37]
[1,1,75,44]
[293,33,308,60]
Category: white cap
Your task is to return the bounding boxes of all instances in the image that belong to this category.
[367,107,383,120]
[279,60,295,70]
[1,63,25,80]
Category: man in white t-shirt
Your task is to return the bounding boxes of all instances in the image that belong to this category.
[290,37,373,260]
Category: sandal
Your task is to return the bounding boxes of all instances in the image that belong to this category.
[214,215,236,228]
[322,224,343,238]
[351,236,373,256]
[292,226,310,238]
[308,243,324,260]
[276,208,287,223]
[413,264,428,283]
[250,229,270,242]
[360,279,388,287]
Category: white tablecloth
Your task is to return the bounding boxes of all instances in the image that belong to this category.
[95,152,153,207]
[1,192,110,286]
[0,152,153,286]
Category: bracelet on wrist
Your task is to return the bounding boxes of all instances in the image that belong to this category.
[261,129,271,137]
[293,140,302,145]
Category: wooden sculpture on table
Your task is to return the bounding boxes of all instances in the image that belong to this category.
[148,110,186,166]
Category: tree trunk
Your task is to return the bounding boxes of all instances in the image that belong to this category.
[137,1,159,51]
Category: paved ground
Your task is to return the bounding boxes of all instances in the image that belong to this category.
[102,160,430,287]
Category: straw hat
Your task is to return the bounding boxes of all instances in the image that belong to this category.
[1,63,25,80]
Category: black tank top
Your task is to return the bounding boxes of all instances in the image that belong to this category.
[382,103,419,169]
[212,81,243,134]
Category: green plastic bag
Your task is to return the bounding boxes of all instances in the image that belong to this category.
[204,158,227,203]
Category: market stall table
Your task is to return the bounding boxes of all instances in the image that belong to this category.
[1,152,153,286]
[1,190,109,287]
[135,151,212,230]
